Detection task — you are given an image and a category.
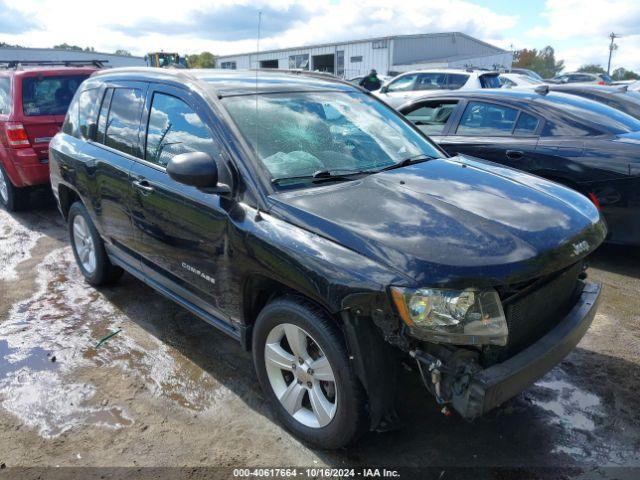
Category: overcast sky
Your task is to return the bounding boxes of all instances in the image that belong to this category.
[1,0,639,72]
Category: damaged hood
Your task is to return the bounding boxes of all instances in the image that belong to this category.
[269,156,607,288]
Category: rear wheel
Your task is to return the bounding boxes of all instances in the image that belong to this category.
[68,202,123,285]
[0,163,30,212]
[253,296,368,448]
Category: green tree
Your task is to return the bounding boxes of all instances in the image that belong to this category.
[53,43,96,52]
[114,49,132,56]
[579,64,606,73]
[513,46,564,79]
[612,67,640,81]
[186,52,216,68]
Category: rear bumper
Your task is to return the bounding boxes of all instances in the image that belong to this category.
[452,281,601,418]
[0,146,50,187]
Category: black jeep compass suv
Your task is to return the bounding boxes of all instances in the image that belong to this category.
[49,68,606,448]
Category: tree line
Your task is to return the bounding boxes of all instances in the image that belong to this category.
[513,46,639,80]
[1,42,217,68]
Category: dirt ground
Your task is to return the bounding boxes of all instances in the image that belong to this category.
[0,199,639,477]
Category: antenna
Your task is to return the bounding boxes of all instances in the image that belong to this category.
[254,11,262,173]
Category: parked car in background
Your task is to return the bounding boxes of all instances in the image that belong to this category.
[399,88,640,245]
[542,84,640,120]
[509,68,544,82]
[50,68,605,448]
[499,73,543,88]
[0,62,97,210]
[374,69,501,108]
[548,71,613,85]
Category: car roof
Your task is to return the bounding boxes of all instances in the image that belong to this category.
[547,84,630,95]
[396,68,495,76]
[91,67,360,97]
[0,66,98,77]
[399,87,607,110]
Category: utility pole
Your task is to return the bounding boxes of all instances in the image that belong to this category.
[607,32,620,75]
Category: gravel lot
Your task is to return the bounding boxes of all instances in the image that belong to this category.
[0,199,639,477]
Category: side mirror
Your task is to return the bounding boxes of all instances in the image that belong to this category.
[380,85,389,93]
[166,151,231,195]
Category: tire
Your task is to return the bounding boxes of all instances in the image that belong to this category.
[0,163,30,212]
[68,202,123,286]
[253,295,368,448]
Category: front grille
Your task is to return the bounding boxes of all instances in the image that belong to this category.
[484,261,584,365]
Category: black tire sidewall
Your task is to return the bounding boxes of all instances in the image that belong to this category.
[0,163,27,212]
[253,297,367,448]
[68,202,117,286]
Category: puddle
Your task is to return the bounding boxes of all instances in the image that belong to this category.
[0,244,228,438]
[0,209,48,281]
[0,368,132,438]
[532,377,601,432]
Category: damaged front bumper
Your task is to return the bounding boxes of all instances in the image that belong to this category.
[415,281,602,419]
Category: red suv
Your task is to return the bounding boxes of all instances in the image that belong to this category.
[0,64,96,210]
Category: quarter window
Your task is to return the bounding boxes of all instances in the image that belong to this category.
[447,74,469,89]
[514,112,539,135]
[103,88,144,157]
[96,88,113,144]
[77,88,101,140]
[145,93,216,167]
[457,102,519,135]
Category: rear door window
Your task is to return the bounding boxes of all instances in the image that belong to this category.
[145,92,216,167]
[0,77,11,115]
[404,100,458,135]
[103,88,144,157]
[21,75,89,116]
[415,73,447,91]
[456,101,519,135]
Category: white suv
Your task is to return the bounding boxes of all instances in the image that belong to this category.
[374,69,501,108]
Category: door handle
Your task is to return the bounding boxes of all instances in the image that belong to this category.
[132,179,154,194]
[506,150,524,160]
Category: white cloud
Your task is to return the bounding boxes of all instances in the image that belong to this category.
[528,0,640,72]
[0,0,517,57]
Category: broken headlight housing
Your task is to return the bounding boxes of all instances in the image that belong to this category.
[390,287,508,346]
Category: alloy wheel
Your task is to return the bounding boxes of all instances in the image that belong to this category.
[264,323,337,428]
[72,215,97,274]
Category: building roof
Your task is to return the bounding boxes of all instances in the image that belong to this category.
[217,32,507,59]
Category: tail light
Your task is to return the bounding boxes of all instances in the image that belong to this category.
[588,192,601,210]
[598,80,606,85]
[3,123,30,149]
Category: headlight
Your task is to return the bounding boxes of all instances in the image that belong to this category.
[390,286,508,346]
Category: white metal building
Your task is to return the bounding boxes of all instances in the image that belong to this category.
[0,47,146,68]
[216,32,512,78]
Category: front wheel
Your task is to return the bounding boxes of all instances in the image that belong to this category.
[253,296,368,448]
[68,202,123,286]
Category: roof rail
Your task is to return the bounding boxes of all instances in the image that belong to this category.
[0,59,107,69]
[250,68,359,90]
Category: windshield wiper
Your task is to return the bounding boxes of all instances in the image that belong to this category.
[376,154,437,173]
[272,169,369,186]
